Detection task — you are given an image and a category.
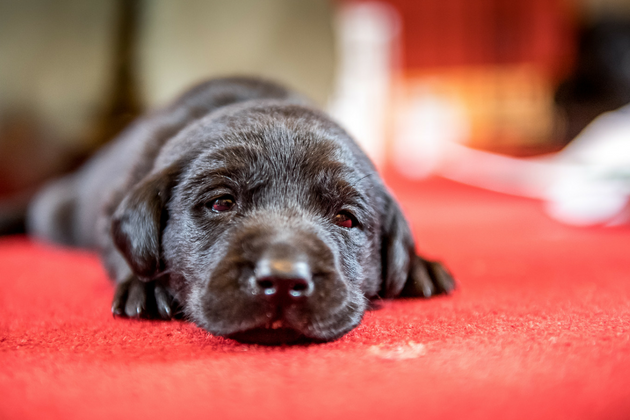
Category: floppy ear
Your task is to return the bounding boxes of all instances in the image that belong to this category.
[111,165,180,281]
[380,192,455,298]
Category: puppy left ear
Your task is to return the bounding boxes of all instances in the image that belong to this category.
[380,192,455,298]
[111,164,180,281]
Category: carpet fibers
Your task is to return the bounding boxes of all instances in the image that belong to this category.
[1,175,629,420]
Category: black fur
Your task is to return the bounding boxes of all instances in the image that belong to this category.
[28,77,454,343]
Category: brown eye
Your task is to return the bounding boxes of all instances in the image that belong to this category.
[208,195,235,212]
[335,211,356,228]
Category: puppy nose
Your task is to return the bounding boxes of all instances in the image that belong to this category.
[254,258,314,300]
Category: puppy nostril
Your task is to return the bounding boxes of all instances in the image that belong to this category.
[256,279,276,295]
[254,276,313,300]
[289,280,310,298]
[288,278,312,298]
[292,282,307,292]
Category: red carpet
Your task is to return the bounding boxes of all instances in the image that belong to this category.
[1,175,629,420]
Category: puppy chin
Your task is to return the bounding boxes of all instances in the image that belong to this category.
[225,321,355,345]
[226,320,308,345]
[226,301,365,345]
[203,299,364,345]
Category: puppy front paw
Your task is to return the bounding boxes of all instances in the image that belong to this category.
[111,277,177,320]
[401,256,456,298]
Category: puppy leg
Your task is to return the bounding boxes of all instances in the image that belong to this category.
[104,233,179,320]
[111,276,177,320]
[400,255,456,298]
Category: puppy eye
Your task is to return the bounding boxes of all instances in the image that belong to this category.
[208,195,236,213]
[335,211,357,228]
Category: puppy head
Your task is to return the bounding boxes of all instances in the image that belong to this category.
[112,102,440,343]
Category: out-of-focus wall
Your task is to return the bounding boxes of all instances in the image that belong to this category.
[0,1,117,196]
[0,1,116,145]
[0,0,335,199]
[138,0,335,108]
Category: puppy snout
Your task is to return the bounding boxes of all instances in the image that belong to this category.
[254,257,314,301]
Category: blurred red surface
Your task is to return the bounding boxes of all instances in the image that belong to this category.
[1,174,629,420]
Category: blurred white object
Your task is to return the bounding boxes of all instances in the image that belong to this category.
[404,103,630,226]
[544,104,630,225]
[328,2,400,167]
[393,88,469,178]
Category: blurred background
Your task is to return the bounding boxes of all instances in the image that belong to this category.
[1,0,629,232]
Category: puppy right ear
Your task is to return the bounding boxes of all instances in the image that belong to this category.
[111,165,180,281]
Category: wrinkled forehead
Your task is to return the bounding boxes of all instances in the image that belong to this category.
[186,124,364,192]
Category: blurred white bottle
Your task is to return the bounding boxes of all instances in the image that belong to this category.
[328,1,400,167]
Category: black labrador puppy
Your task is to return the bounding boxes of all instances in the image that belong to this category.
[28,77,454,343]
